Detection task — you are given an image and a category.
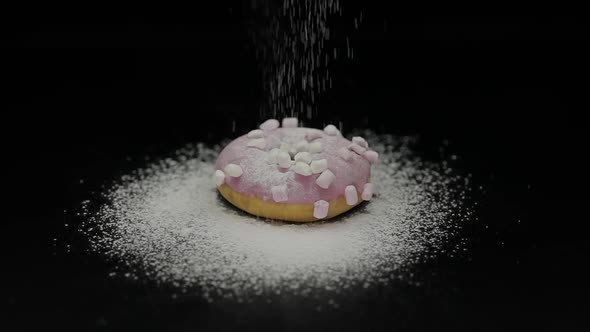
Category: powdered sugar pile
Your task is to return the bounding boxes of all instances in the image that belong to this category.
[81,132,472,301]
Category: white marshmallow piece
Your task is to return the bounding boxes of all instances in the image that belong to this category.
[294,152,312,164]
[338,147,353,161]
[315,169,335,189]
[280,142,291,152]
[247,129,264,138]
[293,161,312,176]
[306,130,324,141]
[224,164,243,177]
[247,138,266,150]
[308,141,322,153]
[282,117,298,128]
[362,183,374,201]
[213,170,225,186]
[265,135,281,149]
[277,151,292,169]
[271,185,288,202]
[348,143,367,155]
[324,124,339,136]
[295,140,309,152]
[352,136,369,148]
[267,148,281,164]
[260,119,279,130]
[310,159,328,174]
[279,143,296,157]
[313,200,330,219]
[345,185,359,205]
[364,150,379,164]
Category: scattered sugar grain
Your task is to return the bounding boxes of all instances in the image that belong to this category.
[82,133,472,301]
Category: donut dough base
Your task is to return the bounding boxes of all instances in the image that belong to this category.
[218,184,361,222]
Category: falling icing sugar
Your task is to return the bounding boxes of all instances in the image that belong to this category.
[81,132,472,301]
[251,0,359,119]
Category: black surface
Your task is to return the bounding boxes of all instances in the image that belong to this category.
[4,4,588,331]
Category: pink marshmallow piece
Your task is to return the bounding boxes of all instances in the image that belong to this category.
[282,117,298,128]
[338,147,353,161]
[306,130,324,141]
[247,138,266,150]
[362,183,374,201]
[345,185,358,205]
[315,169,335,189]
[323,124,339,136]
[213,170,225,186]
[260,119,280,131]
[271,185,288,202]
[352,136,368,148]
[313,200,330,219]
[364,150,379,164]
[348,143,367,155]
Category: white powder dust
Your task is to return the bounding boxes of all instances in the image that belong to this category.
[252,0,361,119]
[81,132,472,301]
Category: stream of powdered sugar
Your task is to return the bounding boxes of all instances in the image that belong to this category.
[81,131,472,301]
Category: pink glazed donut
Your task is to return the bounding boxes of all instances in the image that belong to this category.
[213,118,378,222]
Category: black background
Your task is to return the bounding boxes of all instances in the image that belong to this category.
[4,2,588,331]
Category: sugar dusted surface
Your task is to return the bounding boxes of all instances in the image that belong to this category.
[215,127,370,204]
[82,132,473,301]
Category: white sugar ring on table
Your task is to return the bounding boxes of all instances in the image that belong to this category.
[214,119,376,222]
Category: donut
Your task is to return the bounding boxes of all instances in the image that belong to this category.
[213,118,378,222]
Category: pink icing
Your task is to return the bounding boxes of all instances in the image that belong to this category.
[215,127,371,204]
